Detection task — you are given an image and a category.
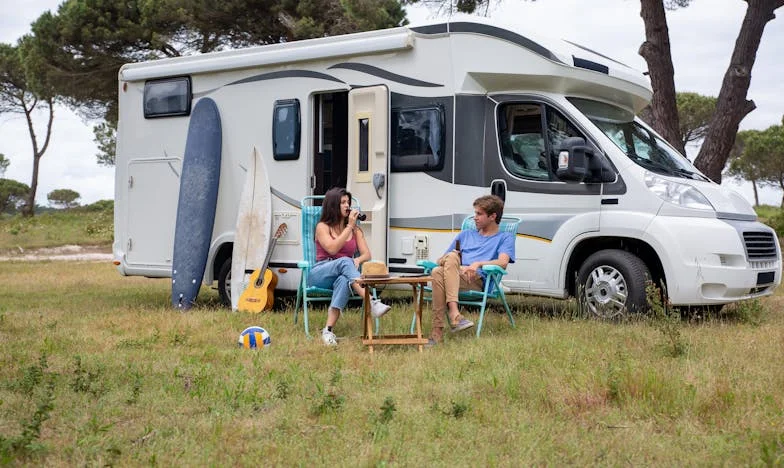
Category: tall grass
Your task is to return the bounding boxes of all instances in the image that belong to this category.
[0,201,113,252]
[0,261,783,465]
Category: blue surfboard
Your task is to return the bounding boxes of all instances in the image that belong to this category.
[171,97,222,309]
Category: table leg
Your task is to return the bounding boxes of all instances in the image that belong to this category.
[414,284,423,352]
[364,287,373,354]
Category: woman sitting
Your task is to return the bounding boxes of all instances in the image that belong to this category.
[309,187,390,346]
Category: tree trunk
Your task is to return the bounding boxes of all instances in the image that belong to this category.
[693,0,784,183]
[638,0,686,156]
[751,179,759,206]
[780,177,784,208]
[21,98,55,217]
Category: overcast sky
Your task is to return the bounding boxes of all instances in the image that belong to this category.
[1,0,782,205]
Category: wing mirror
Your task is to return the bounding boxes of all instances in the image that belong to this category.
[555,137,593,182]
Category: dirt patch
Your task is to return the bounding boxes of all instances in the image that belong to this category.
[0,244,113,262]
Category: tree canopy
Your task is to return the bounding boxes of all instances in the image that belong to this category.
[24,0,408,165]
[0,153,9,177]
[47,188,81,208]
[728,122,784,206]
[0,178,31,214]
[0,41,55,217]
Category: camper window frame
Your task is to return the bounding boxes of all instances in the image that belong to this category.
[272,99,301,161]
[143,76,192,119]
[390,105,446,173]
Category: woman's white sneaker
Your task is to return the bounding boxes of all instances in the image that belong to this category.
[370,299,391,318]
[321,328,337,346]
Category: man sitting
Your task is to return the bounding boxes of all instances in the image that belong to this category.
[429,195,515,345]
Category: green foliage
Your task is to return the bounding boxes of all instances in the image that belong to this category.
[0,202,113,250]
[370,396,396,441]
[311,370,346,416]
[729,122,784,206]
[46,188,81,209]
[0,354,56,462]
[0,178,30,214]
[676,92,717,147]
[720,299,767,326]
[0,153,9,177]
[69,356,106,398]
[0,42,56,217]
[639,92,717,148]
[93,121,116,166]
[78,199,114,212]
[647,281,687,357]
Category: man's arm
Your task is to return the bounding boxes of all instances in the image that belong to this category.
[467,253,511,271]
[436,233,462,266]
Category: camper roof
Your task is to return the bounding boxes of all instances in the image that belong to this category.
[119,19,651,112]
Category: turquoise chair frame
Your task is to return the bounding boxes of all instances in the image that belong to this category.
[293,196,378,337]
[413,216,520,337]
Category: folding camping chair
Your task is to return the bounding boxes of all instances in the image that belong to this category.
[293,196,378,337]
[413,216,520,337]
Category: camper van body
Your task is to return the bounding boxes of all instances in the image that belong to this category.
[114,20,781,313]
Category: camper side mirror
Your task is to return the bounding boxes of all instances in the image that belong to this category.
[555,137,592,182]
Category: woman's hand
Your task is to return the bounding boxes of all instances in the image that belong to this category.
[353,258,362,269]
[347,209,360,229]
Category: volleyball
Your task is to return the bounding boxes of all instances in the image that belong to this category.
[238,326,271,349]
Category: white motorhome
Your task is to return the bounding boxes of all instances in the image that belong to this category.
[114,19,781,316]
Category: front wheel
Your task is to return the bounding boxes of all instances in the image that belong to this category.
[217,257,231,307]
[577,249,649,319]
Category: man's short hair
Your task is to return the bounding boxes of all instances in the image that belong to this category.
[474,195,504,224]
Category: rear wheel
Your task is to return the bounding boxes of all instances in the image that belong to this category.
[577,249,649,319]
[217,257,231,307]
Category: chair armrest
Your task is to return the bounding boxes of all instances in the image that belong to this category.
[416,260,438,273]
[481,264,507,276]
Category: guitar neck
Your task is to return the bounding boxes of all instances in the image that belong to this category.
[259,238,278,274]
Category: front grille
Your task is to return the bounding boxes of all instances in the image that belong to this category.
[743,231,777,260]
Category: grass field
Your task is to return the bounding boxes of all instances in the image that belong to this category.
[0,202,113,253]
[1,260,782,465]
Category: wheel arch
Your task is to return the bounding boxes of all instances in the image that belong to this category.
[565,236,665,297]
[212,242,233,282]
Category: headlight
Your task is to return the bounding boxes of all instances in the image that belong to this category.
[644,172,714,210]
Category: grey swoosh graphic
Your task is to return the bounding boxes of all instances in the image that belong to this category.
[328,62,443,88]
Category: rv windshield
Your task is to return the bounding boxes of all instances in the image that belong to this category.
[567,97,709,181]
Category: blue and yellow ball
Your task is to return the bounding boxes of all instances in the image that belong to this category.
[238,326,271,349]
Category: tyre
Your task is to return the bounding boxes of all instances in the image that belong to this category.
[576,249,650,319]
[217,257,231,307]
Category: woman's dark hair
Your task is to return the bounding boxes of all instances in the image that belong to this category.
[319,187,352,228]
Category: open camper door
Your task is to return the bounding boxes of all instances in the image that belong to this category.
[346,85,390,264]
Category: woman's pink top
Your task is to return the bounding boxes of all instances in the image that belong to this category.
[316,227,357,261]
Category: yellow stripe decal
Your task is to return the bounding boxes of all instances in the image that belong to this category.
[388,226,551,243]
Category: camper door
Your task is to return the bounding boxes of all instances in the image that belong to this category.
[346,85,390,263]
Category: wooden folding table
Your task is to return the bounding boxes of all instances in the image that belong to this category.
[356,276,431,353]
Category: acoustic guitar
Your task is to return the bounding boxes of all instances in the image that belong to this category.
[238,223,287,313]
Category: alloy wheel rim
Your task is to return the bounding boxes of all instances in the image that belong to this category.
[584,264,628,319]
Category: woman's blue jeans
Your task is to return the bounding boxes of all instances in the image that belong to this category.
[307,257,361,311]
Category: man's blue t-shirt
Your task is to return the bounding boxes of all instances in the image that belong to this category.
[445,229,516,282]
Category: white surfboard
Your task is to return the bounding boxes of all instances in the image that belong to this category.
[231,146,272,310]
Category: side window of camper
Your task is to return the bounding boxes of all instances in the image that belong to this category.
[143,77,191,118]
[273,99,301,160]
[390,106,445,172]
[497,104,549,180]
